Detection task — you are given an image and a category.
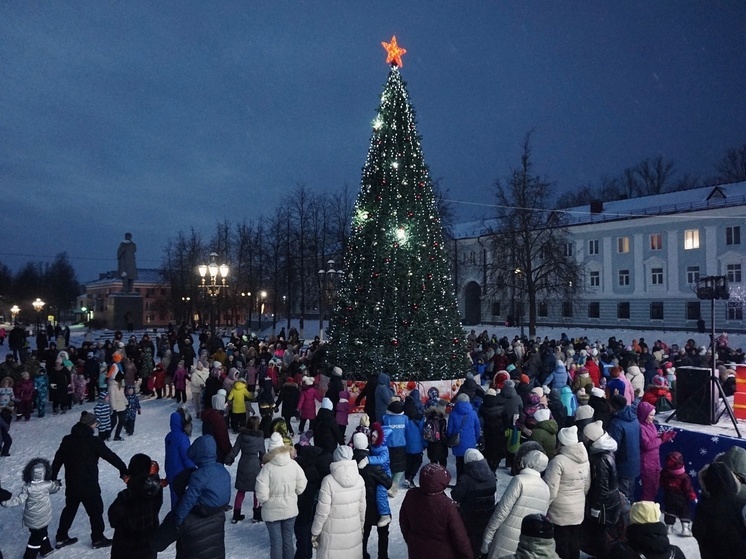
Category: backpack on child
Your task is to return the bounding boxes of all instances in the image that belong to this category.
[423,415,445,443]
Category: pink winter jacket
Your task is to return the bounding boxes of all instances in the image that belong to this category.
[297,385,320,420]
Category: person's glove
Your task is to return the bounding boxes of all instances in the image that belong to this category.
[138,409,141,415]
[295,409,301,418]
[311,535,319,549]
[480,541,491,555]
[54,480,62,489]
[358,457,369,470]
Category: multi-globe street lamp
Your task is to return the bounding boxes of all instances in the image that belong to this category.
[10,305,20,324]
[197,252,229,336]
[32,298,45,332]
[318,259,344,340]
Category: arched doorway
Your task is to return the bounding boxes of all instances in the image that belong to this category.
[464,281,482,325]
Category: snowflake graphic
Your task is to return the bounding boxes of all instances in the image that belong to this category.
[688,469,697,477]
[711,436,720,444]
[700,448,708,455]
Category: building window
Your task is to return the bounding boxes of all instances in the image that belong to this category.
[726,226,741,246]
[588,302,600,318]
[650,302,664,320]
[617,237,630,253]
[651,267,664,285]
[727,263,742,283]
[491,302,500,316]
[618,269,630,286]
[727,302,743,321]
[589,239,599,255]
[650,233,663,251]
[564,243,573,257]
[686,266,700,284]
[496,274,506,289]
[562,301,573,317]
[686,301,701,320]
[468,251,476,264]
[684,229,700,250]
[618,302,630,319]
[589,271,600,287]
[538,302,548,317]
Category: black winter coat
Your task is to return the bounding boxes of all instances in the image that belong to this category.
[586,446,620,526]
[313,408,344,452]
[610,522,685,559]
[109,474,163,559]
[295,444,328,525]
[354,375,378,421]
[174,508,226,559]
[51,422,128,498]
[327,375,344,410]
[479,394,507,470]
[450,457,496,556]
[353,448,393,526]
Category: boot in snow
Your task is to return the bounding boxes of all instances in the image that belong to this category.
[681,521,692,537]
[231,509,245,524]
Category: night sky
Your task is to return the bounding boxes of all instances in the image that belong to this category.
[2,1,745,282]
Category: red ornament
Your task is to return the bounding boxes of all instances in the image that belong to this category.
[453,338,460,345]
[391,338,399,347]
[406,381,416,391]
[382,36,407,67]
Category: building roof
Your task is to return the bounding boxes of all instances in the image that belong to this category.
[451,181,746,240]
[84,268,164,286]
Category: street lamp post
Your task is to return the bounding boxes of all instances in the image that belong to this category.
[181,296,191,324]
[32,298,45,332]
[241,292,252,329]
[258,291,267,333]
[317,259,344,341]
[10,305,20,324]
[514,268,526,338]
[197,252,229,336]
[283,295,290,331]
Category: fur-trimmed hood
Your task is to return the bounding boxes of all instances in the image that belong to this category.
[262,444,297,465]
[23,457,53,483]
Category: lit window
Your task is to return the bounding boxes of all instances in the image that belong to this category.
[684,229,700,250]
[650,233,662,251]
[726,226,741,246]
[617,237,630,253]
[651,267,664,285]
[589,240,599,255]
[727,264,742,283]
[618,269,630,286]
[589,271,600,287]
[686,266,700,284]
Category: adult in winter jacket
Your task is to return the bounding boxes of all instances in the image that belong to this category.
[164,408,196,507]
[295,434,330,559]
[189,361,209,418]
[374,372,394,424]
[481,450,550,559]
[201,407,232,464]
[314,398,345,452]
[297,377,321,432]
[382,399,408,489]
[713,445,746,500]
[108,375,127,441]
[498,514,559,559]
[255,432,308,559]
[581,420,620,559]
[51,411,128,549]
[107,453,163,559]
[610,501,685,559]
[326,367,344,411]
[275,378,300,436]
[479,388,507,471]
[227,379,252,433]
[544,360,570,390]
[1,457,61,558]
[637,401,674,501]
[399,463,473,559]
[692,462,746,559]
[225,417,265,523]
[543,426,590,559]
[354,371,379,421]
[529,408,558,460]
[625,365,645,396]
[311,445,366,559]
[450,448,496,557]
[446,393,482,478]
[173,435,232,559]
[403,401,425,486]
[607,394,640,500]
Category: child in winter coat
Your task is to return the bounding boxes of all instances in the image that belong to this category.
[274,377,300,436]
[423,402,448,467]
[335,390,351,438]
[350,414,371,444]
[382,399,407,493]
[0,457,61,558]
[0,407,12,456]
[225,416,265,523]
[296,376,321,433]
[660,450,697,536]
[367,422,393,527]
[123,386,141,436]
[642,376,673,412]
[559,385,577,425]
[172,360,189,404]
[33,369,49,419]
[94,391,112,441]
[14,372,35,421]
[152,363,166,399]
[0,377,15,409]
[403,396,425,488]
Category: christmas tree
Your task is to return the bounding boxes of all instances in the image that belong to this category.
[327,37,470,381]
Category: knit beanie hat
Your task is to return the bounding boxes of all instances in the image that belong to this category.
[299,430,314,447]
[666,451,684,471]
[630,501,661,524]
[213,361,222,370]
[464,448,484,464]
[557,426,578,446]
[591,387,605,399]
[320,398,333,411]
[534,408,551,423]
[520,374,530,385]
[387,400,405,414]
[359,414,370,428]
[303,376,314,386]
[531,387,545,398]
[80,411,97,427]
[352,432,369,450]
[333,445,353,462]
[456,393,470,403]
[583,420,605,442]
[504,379,515,388]
[332,366,343,377]
[575,405,594,421]
[99,391,109,400]
[485,388,497,396]
[268,432,284,451]
[521,514,554,539]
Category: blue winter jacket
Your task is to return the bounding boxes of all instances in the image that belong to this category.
[404,416,425,454]
[173,435,231,525]
[544,362,570,390]
[165,411,196,484]
[607,405,641,479]
[369,429,392,476]
[446,401,481,458]
[374,373,394,423]
[560,385,577,417]
[383,411,407,449]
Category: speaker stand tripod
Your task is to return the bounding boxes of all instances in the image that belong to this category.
[666,374,742,438]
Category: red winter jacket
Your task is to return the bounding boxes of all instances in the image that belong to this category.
[296,385,320,420]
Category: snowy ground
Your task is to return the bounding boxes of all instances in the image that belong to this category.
[0,323,732,558]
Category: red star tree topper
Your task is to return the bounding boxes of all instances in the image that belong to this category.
[381,35,406,67]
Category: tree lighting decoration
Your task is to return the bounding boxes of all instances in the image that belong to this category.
[381,35,407,67]
[327,38,470,381]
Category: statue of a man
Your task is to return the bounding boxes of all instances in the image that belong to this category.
[117,232,138,292]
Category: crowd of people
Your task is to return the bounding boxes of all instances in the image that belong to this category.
[0,323,746,558]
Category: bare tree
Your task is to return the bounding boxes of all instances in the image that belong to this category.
[635,155,675,195]
[714,143,746,183]
[488,132,583,336]
[160,228,204,325]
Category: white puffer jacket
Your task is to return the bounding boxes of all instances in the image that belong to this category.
[544,442,591,526]
[255,445,307,522]
[311,459,366,559]
[482,465,549,558]
[626,365,645,394]
[108,379,127,412]
[1,465,60,529]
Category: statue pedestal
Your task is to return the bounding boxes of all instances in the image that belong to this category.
[109,293,143,330]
